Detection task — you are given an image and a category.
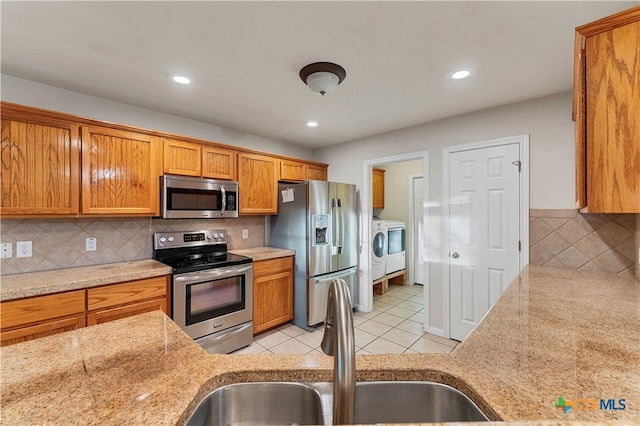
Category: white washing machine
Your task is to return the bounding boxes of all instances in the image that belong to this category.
[371,219,387,281]
[384,220,406,275]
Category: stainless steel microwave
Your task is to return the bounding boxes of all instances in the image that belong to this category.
[160,175,239,219]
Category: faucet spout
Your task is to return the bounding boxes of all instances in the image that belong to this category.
[321,278,355,425]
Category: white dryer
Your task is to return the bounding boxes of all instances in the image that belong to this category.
[371,219,387,281]
[384,220,406,275]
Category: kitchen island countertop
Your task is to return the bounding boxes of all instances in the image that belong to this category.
[1,265,638,425]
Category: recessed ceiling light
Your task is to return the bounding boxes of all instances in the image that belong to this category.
[307,121,318,127]
[168,73,190,84]
[447,68,475,80]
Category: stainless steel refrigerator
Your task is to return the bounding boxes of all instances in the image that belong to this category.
[270,180,358,330]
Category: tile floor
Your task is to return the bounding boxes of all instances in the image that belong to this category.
[234,283,461,355]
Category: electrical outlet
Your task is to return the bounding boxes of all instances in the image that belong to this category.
[242,229,249,239]
[86,237,97,252]
[1,243,12,258]
[16,241,32,258]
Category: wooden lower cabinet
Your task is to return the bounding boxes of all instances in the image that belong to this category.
[253,256,294,335]
[87,297,167,326]
[0,275,171,346]
[0,290,86,346]
[86,276,170,324]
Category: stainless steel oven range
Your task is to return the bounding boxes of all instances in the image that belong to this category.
[153,230,253,354]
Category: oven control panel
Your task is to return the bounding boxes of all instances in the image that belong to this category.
[153,230,227,249]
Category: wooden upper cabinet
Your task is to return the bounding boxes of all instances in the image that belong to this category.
[372,167,385,209]
[305,163,327,181]
[81,126,160,215]
[163,139,201,176]
[237,152,279,214]
[280,159,328,182]
[574,6,640,213]
[202,146,236,180]
[0,110,80,216]
[280,159,306,181]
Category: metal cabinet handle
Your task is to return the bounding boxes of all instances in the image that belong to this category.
[451,252,460,259]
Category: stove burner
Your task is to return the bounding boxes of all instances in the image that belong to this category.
[152,230,252,274]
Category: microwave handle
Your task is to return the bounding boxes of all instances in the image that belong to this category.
[220,186,226,216]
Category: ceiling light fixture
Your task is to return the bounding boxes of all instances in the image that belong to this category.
[307,121,318,127]
[299,62,346,96]
[447,68,475,80]
[168,73,191,85]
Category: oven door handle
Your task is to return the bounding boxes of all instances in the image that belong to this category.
[174,264,252,284]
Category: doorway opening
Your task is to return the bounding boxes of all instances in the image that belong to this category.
[360,151,429,332]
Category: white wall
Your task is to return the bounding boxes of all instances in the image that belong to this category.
[1,75,313,160]
[378,159,423,224]
[316,91,576,331]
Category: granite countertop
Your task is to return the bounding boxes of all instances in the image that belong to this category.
[0,247,294,301]
[1,265,638,425]
[229,246,295,261]
[0,259,173,301]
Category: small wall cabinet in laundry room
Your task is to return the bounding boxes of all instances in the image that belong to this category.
[372,167,385,209]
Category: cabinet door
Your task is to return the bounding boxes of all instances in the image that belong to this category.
[253,256,294,334]
[0,290,86,346]
[305,163,327,181]
[584,20,640,212]
[202,146,236,180]
[163,139,201,176]
[237,152,279,214]
[1,113,80,216]
[81,126,160,215]
[372,168,385,209]
[280,159,306,181]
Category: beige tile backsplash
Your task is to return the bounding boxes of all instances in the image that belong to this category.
[1,210,638,277]
[530,210,638,276]
[0,217,265,275]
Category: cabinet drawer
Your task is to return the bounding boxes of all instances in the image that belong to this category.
[87,297,167,326]
[87,276,168,311]
[254,256,294,278]
[1,315,86,346]
[1,290,86,330]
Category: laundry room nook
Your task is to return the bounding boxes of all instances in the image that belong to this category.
[370,164,414,295]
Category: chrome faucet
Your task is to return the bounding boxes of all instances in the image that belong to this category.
[321,278,355,425]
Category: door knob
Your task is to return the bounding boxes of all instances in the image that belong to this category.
[451,252,460,259]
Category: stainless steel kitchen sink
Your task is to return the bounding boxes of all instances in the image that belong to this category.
[354,381,489,423]
[185,380,488,425]
[184,382,324,426]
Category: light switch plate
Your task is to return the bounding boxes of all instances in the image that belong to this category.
[1,243,12,258]
[242,229,249,239]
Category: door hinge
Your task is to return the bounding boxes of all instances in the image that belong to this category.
[518,241,522,251]
[512,161,521,172]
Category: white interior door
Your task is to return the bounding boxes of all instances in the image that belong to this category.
[448,142,520,341]
[412,176,425,285]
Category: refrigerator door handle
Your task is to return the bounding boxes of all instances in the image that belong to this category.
[337,198,344,253]
[331,198,338,252]
[313,267,357,284]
